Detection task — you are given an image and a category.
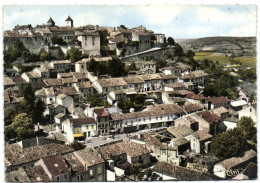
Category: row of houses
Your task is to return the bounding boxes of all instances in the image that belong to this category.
[5,138,152,182]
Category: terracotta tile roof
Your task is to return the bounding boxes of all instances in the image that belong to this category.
[31,82,47,90]
[153,161,204,180]
[166,82,186,88]
[74,107,87,118]
[57,86,78,96]
[4,76,15,86]
[74,148,104,167]
[43,155,70,176]
[111,104,185,121]
[61,77,78,84]
[98,141,150,160]
[218,149,257,169]
[197,111,222,124]
[210,96,231,105]
[159,73,178,80]
[25,165,51,182]
[70,117,96,126]
[147,104,185,115]
[212,106,229,115]
[5,168,31,182]
[183,103,204,113]
[71,72,88,79]
[172,137,189,146]
[192,130,212,141]
[77,81,92,88]
[98,78,127,87]
[167,125,193,138]
[94,108,109,117]
[185,93,208,100]
[5,143,74,166]
[43,78,63,86]
[11,76,26,84]
[164,66,177,70]
[123,76,144,84]
[167,90,194,96]
[62,153,87,176]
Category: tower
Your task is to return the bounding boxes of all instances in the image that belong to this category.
[65,16,73,27]
[47,17,55,26]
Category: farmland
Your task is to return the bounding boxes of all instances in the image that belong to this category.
[194,52,256,67]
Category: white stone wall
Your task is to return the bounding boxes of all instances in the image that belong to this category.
[81,35,101,56]
[213,164,226,179]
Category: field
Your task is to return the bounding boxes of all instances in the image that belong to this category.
[233,57,256,67]
[194,52,256,67]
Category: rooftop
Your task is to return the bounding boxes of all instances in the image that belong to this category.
[98,141,150,160]
[98,78,127,87]
[153,161,205,180]
[167,125,193,138]
[218,149,256,169]
[192,130,212,141]
[197,111,222,124]
[25,165,51,182]
[43,155,70,176]
[210,96,231,105]
[62,153,87,176]
[74,148,104,167]
[94,108,109,117]
[70,117,96,126]
[5,143,74,166]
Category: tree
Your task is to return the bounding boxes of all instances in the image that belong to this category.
[144,168,153,179]
[12,113,34,140]
[33,99,46,123]
[4,107,17,126]
[39,49,52,61]
[107,57,126,77]
[11,40,27,59]
[237,117,256,143]
[131,163,142,181]
[69,141,86,151]
[5,125,16,142]
[22,50,32,63]
[186,50,195,59]
[67,47,82,62]
[51,36,67,46]
[19,83,46,124]
[174,43,184,56]
[167,37,175,46]
[88,58,98,73]
[156,59,167,70]
[211,128,249,159]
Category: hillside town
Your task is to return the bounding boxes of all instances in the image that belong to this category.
[3,16,257,181]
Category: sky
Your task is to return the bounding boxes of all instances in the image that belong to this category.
[2,5,257,39]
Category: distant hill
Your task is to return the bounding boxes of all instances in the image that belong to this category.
[176,37,256,57]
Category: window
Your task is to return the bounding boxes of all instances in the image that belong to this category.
[77,174,83,181]
[81,65,84,69]
[91,125,94,129]
[92,36,95,45]
[86,126,89,130]
[64,174,67,180]
[56,176,60,182]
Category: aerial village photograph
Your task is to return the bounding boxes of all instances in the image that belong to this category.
[2,2,258,182]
